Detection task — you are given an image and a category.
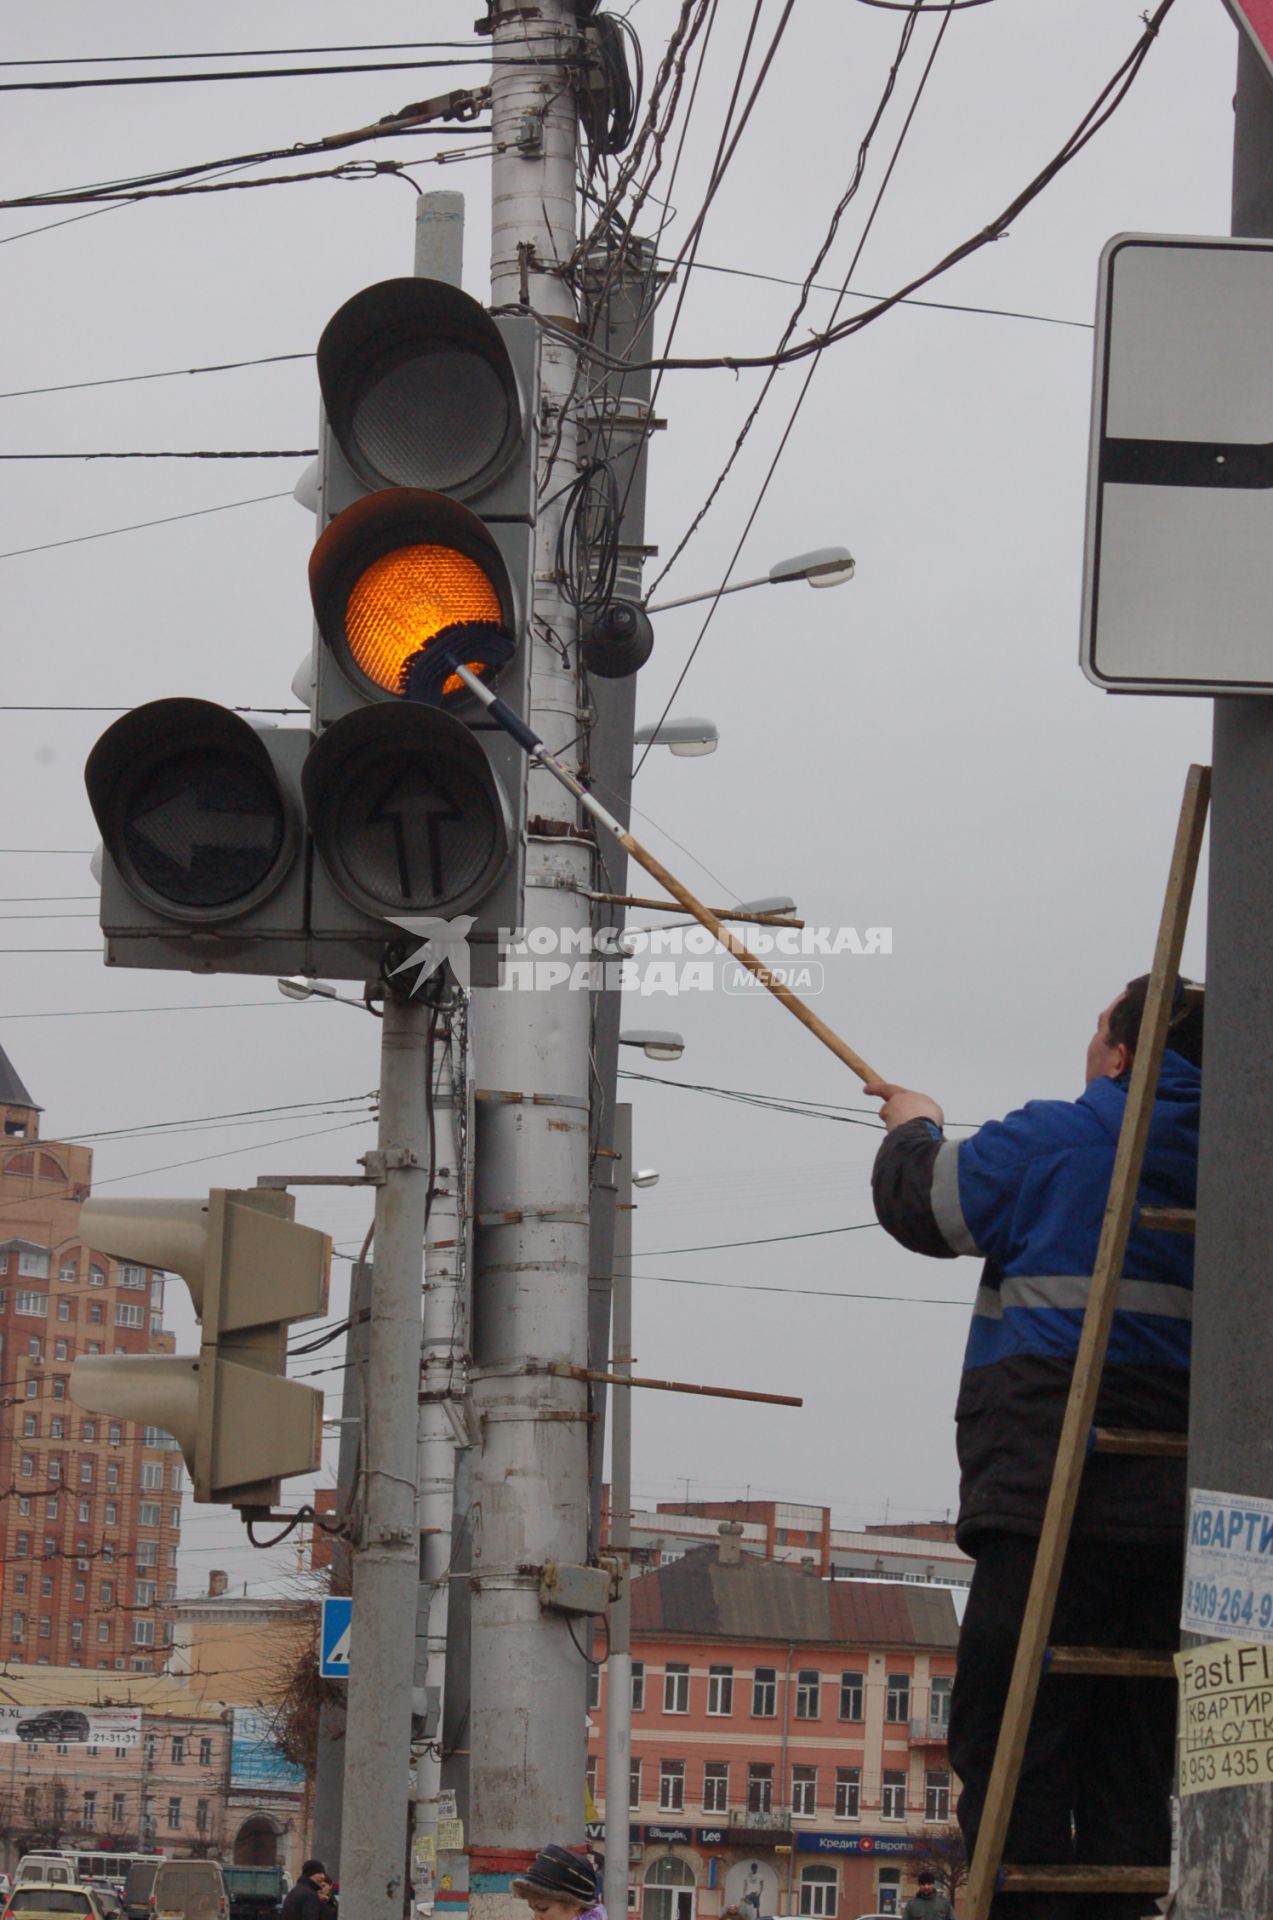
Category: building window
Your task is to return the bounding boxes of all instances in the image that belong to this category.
[48,1457,61,1480]
[795,1670,820,1719]
[199,1737,213,1767]
[631,1661,645,1711]
[52,1377,65,1400]
[38,1616,51,1639]
[196,1800,209,1834]
[701,1761,729,1813]
[74,1581,85,1601]
[119,1264,147,1289]
[658,1759,685,1813]
[172,1736,185,1763]
[747,1764,773,1816]
[141,1463,163,1490]
[98,1622,111,1643]
[15,1291,47,1317]
[105,1503,117,1525]
[22,1414,35,1437]
[106,1464,119,1489]
[135,1542,158,1567]
[885,1674,911,1724]
[834,1768,861,1821]
[135,1581,157,1606]
[83,1790,97,1825]
[706,1664,733,1715]
[930,1674,953,1734]
[15,1534,29,1556]
[27,1337,41,1359]
[588,1666,601,1711]
[752,1667,777,1717]
[881,1771,907,1820]
[24,1380,37,1399]
[70,1619,83,1644]
[10,1615,24,1641]
[838,1671,864,1720]
[170,1463,183,1492]
[80,1461,93,1484]
[133,1619,155,1646]
[798,1868,837,1919]
[19,1455,33,1478]
[45,1498,57,1519]
[78,1499,90,1523]
[792,1766,817,1817]
[57,1298,71,1321]
[171,1507,181,1529]
[585,1755,598,1806]
[925,1770,951,1824]
[59,1263,77,1284]
[140,1502,160,1527]
[18,1249,49,1277]
[54,1340,68,1361]
[13,1575,25,1596]
[167,1797,182,1830]
[115,1303,144,1329]
[50,1416,64,1440]
[89,1303,104,1324]
[628,1761,641,1809]
[663,1663,689,1714]
[41,1576,53,1598]
[23,1788,36,1820]
[87,1341,101,1354]
[112,1793,126,1825]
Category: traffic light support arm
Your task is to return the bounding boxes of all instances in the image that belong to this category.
[451,662,884,1085]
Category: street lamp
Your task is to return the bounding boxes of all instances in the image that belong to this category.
[277,976,374,1012]
[632,1168,661,1189]
[644,545,855,616]
[632,717,719,757]
[619,1030,686,1063]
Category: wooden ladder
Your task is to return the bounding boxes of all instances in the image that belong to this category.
[962,762,1210,1920]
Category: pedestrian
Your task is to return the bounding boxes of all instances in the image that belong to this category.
[280,1863,328,1920]
[902,1872,954,1920]
[512,1845,607,1920]
[868,975,1202,1920]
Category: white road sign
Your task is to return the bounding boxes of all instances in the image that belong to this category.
[1081,232,1273,695]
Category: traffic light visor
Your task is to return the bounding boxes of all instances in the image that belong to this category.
[310,490,517,704]
[318,278,524,499]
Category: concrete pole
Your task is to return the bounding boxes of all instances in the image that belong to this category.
[468,0,590,1908]
[603,1108,633,1920]
[340,992,432,1920]
[1178,30,1273,1917]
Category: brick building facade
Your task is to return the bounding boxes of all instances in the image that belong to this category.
[0,1048,183,1671]
[590,1533,960,1920]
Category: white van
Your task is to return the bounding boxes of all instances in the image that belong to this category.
[15,1861,75,1890]
[150,1863,228,1920]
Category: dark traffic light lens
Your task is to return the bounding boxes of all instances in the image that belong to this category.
[351,350,510,494]
[121,750,287,909]
[323,747,502,912]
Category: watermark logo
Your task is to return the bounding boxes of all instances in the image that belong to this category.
[497,923,890,995]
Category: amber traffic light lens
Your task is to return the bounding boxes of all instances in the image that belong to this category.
[344,544,502,695]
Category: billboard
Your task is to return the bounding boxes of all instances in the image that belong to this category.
[0,1706,139,1748]
[229,1707,305,1792]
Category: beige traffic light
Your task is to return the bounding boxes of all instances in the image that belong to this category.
[71,1187,330,1513]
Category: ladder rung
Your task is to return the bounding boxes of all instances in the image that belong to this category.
[1091,1425,1188,1458]
[1139,1204,1196,1232]
[999,1865,1169,1896]
[1047,1645,1176,1679]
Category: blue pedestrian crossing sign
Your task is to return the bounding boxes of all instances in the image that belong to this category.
[320,1596,352,1678]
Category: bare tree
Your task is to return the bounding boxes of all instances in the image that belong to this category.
[905,1827,968,1904]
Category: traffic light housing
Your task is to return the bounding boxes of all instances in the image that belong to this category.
[69,1188,330,1513]
[85,276,537,987]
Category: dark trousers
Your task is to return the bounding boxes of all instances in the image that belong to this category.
[949,1532,1181,1920]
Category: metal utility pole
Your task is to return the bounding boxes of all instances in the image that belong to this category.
[468,0,592,1901]
[603,1108,633,1920]
[413,997,473,1891]
[1179,26,1273,1916]
[340,993,431,1920]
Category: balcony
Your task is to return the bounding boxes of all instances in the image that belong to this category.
[909,1716,949,1744]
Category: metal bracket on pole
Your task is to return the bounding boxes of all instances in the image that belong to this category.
[361,1147,423,1182]
[538,1562,615,1615]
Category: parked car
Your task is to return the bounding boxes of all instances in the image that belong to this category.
[150,1863,228,1920]
[14,1864,74,1891]
[16,1710,91,1744]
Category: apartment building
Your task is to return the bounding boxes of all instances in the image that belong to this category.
[0,1048,183,1671]
[589,1529,960,1920]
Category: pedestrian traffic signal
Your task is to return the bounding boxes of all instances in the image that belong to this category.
[70,1188,330,1513]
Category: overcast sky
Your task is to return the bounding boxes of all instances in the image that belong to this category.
[0,0,1240,1595]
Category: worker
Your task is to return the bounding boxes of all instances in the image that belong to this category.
[512,1847,605,1920]
[867,975,1202,1920]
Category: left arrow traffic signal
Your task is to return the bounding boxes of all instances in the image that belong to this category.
[70,1187,330,1513]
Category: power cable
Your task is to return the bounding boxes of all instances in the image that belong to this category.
[0,449,316,461]
[638,1270,969,1306]
[0,42,508,67]
[0,490,295,563]
[0,352,312,402]
[0,56,561,93]
[635,1222,881,1255]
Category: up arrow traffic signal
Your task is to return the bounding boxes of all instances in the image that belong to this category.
[71,1188,330,1514]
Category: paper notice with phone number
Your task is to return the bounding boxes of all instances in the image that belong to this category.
[1182,1487,1273,1642]
[1175,1640,1273,1795]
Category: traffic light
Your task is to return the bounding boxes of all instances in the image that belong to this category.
[85,275,539,986]
[302,278,538,979]
[70,1188,330,1513]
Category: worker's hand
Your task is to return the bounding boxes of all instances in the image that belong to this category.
[863,1080,945,1133]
